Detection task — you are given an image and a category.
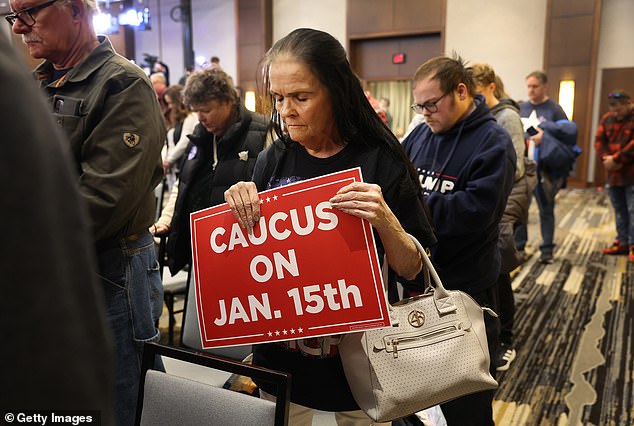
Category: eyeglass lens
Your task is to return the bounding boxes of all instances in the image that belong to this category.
[5,0,59,27]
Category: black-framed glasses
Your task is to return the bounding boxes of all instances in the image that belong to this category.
[411,92,450,114]
[5,0,60,27]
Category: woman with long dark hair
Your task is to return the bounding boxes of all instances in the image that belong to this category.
[224,28,436,424]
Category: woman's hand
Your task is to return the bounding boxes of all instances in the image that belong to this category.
[224,181,261,233]
[329,182,422,279]
[328,182,391,229]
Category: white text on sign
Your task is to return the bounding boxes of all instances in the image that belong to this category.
[213,279,363,325]
[209,201,338,254]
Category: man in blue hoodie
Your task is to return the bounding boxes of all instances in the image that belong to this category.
[402,55,516,426]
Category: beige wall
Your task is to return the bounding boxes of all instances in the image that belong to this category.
[273,0,548,101]
[445,0,548,102]
[273,0,346,46]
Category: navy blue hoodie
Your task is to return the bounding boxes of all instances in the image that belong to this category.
[402,96,516,294]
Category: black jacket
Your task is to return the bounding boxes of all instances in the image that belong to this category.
[167,104,267,275]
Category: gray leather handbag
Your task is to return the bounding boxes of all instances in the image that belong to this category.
[338,234,498,422]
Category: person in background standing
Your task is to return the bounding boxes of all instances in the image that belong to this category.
[161,84,198,192]
[363,83,389,127]
[153,59,170,85]
[209,55,222,70]
[517,70,568,264]
[379,97,393,130]
[151,71,169,118]
[8,1,165,424]
[472,63,536,373]
[595,90,634,260]
[178,65,195,85]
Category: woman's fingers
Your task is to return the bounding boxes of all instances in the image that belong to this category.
[329,182,387,226]
[225,182,260,232]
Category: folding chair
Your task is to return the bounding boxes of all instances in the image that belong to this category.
[135,342,290,426]
[180,270,252,360]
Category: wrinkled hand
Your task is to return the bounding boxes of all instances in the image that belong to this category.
[224,181,260,233]
[330,181,422,279]
[329,182,390,230]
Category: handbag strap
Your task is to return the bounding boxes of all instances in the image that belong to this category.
[381,234,457,316]
[406,234,457,315]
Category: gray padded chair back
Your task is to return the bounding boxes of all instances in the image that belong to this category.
[140,370,276,426]
[181,270,252,360]
[136,343,290,426]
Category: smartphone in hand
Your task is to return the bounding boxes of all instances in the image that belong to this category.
[526,126,539,136]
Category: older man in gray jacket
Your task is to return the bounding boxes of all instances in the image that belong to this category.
[8,0,164,424]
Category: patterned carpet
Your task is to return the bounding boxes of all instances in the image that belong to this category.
[493,188,634,426]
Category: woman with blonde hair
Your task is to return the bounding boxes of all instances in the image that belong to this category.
[471,62,536,373]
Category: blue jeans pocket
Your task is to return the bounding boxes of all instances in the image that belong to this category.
[125,240,163,344]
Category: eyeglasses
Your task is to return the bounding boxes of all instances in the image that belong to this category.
[5,0,60,27]
[411,92,450,114]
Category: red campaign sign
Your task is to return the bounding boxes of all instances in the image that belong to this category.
[190,167,391,349]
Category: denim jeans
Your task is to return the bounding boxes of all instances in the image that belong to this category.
[607,184,634,246]
[96,231,164,426]
[534,173,565,255]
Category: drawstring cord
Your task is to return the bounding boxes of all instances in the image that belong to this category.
[431,119,466,181]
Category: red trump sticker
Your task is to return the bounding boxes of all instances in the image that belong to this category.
[190,168,390,349]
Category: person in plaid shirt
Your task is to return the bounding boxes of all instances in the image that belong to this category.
[595,90,634,260]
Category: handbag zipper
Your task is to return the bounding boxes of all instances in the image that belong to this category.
[387,323,464,358]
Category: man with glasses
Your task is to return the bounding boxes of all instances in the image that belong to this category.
[595,90,634,260]
[8,1,164,425]
[402,55,515,426]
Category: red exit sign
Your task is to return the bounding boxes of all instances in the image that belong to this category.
[392,53,406,64]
